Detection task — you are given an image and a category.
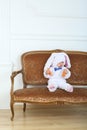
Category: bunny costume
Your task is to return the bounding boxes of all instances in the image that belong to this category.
[43,52,73,92]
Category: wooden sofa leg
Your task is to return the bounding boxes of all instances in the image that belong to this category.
[23,103,26,112]
[10,102,14,121]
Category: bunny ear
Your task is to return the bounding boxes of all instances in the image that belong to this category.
[62,52,71,68]
[44,53,56,70]
[43,53,56,78]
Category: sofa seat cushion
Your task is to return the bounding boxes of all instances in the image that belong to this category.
[14,87,87,103]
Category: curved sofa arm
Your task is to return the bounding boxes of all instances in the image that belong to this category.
[10,70,22,96]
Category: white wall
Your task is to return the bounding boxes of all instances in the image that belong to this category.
[0,0,87,109]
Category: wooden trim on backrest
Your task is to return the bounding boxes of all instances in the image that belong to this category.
[21,49,87,85]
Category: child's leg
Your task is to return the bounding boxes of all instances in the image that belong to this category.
[47,79,58,92]
[59,82,73,92]
[65,83,73,92]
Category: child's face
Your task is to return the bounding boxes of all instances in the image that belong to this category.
[57,61,64,67]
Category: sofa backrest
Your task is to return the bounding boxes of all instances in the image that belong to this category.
[21,49,87,85]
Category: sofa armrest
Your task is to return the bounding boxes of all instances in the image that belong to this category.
[10,70,22,97]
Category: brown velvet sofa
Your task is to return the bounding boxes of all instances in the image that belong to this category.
[10,49,87,120]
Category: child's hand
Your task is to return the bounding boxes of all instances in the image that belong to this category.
[46,68,53,76]
[62,69,68,77]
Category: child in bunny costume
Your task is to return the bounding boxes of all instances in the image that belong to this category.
[43,52,73,92]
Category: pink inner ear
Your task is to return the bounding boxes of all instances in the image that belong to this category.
[65,56,68,67]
